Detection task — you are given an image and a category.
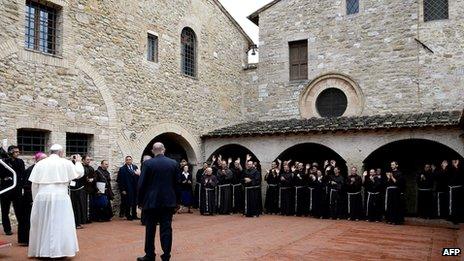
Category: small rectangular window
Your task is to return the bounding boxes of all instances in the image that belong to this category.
[346,0,359,15]
[289,40,308,81]
[147,33,158,62]
[66,133,92,157]
[17,129,49,154]
[24,0,60,55]
[424,0,448,22]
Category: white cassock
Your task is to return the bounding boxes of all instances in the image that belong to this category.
[28,154,84,258]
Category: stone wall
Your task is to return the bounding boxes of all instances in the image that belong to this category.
[0,0,252,170]
[246,0,464,121]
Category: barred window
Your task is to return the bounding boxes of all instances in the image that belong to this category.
[25,0,60,55]
[316,88,348,118]
[17,129,49,154]
[147,33,158,62]
[424,0,448,22]
[346,0,359,15]
[289,40,308,81]
[66,133,92,157]
[181,27,197,77]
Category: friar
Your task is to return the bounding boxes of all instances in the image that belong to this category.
[200,167,218,215]
[193,162,208,209]
[293,163,310,216]
[434,160,449,219]
[416,164,434,219]
[448,159,463,224]
[242,160,262,217]
[328,166,345,219]
[264,161,280,214]
[217,160,233,214]
[279,163,294,216]
[230,159,244,213]
[385,161,405,225]
[346,166,363,221]
[363,169,383,222]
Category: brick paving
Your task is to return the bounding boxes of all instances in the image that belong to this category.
[0,210,462,260]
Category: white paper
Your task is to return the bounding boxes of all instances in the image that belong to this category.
[96,182,106,194]
[70,181,76,187]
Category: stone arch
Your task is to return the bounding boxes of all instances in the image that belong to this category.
[299,73,364,118]
[363,138,464,215]
[275,142,348,175]
[74,57,130,158]
[136,123,201,166]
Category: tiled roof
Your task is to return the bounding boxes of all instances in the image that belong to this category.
[202,111,463,138]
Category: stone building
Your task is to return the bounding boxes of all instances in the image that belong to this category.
[202,0,464,214]
[0,0,463,215]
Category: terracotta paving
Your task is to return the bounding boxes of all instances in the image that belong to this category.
[0,210,462,260]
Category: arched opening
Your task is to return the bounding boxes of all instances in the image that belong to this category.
[275,143,348,175]
[207,144,261,172]
[141,133,195,165]
[363,138,464,215]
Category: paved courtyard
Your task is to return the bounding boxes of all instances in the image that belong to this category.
[0,211,462,260]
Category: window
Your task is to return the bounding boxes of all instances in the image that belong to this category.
[316,88,348,118]
[346,0,359,15]
[289,40,308,81]
[181,27,197,77]
[17,129,49,154]
[147,33,158,62]
[66,133,92,156]
[424,0,448,22]
[25,0,60,55]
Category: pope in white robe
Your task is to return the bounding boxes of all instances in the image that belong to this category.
[28,144,84,258]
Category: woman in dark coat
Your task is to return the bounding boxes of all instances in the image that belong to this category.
[179,165,194,213]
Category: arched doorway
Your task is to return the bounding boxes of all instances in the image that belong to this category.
[207,144,261,172]
[141,133,194,165]
[275,143,347,175]
[363,138,464,215]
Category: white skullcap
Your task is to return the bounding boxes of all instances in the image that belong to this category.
[50,144,63,151]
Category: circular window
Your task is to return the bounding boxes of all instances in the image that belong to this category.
[316,88,348,118]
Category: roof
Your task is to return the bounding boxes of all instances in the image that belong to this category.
[202,111,463,138]
[248,0,282,26]
[212,0,255,45]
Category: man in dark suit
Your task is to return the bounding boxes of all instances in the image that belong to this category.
[137,142,178,261]
[117,156,140,220]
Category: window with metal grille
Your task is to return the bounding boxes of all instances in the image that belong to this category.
[66,133,92,157]
[17,129,49,154]
[346,0,359,15]
[181,27,196,77]
[25,0,60,55]
[289,40,308,81]
[147,33,158,62]
[316,88,348,118]
[424,0,448,22]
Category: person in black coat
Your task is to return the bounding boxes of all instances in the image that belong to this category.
[179,165,194,213]
[416,164,434,219]
[137,142,178,261]
[364,169,383,222]
[346,167,363,221]
[279,163,294,216]
[117,156,140,220]
[243,159,262,217]
[434,160,449,219]
[385,162,405,225]
[264,161,280,214]
[448,159,463,224]
[0,145,25,238]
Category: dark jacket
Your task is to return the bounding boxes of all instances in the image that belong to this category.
[117,164,139,205]
[1,157,25,196]
[137,154,178,210]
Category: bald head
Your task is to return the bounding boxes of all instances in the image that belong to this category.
[152,142,165,156]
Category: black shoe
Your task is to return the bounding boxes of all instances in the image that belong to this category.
[137,255,154,261]
[133,217,140,220]
[5,231,12,236]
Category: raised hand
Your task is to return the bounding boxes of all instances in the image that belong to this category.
[246,154,251,161]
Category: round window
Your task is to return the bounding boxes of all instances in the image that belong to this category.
[316,88,348,118]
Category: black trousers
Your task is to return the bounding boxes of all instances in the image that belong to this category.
[144,208,173,261]
[417,189,433,218]
[18,196,32,244]
[121,194,137,219]
[0,192,22,234]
